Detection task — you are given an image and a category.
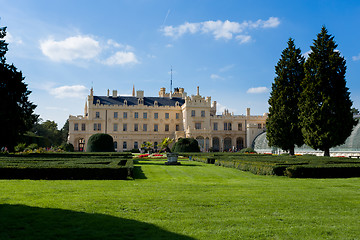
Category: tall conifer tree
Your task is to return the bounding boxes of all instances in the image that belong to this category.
[299,26,355,156]
[266,38,305,155]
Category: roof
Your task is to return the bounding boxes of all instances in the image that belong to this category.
[93,96,185,107]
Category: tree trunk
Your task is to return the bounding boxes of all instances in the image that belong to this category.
[289,147,295,156]
[324,148,330,157]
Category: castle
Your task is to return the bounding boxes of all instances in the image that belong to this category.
[68,86,267,152]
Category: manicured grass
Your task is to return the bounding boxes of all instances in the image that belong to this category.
[1,159,360,239]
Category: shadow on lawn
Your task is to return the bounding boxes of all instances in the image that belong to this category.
[136,161,201,167]
[0,204,195,240]
[133,166,147,179]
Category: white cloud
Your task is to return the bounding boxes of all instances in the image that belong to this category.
[103,51,139,66]
[219,64,235,72]
[107,39,134,51]
[161,17,280,41]
[247,87,269,94]
[147,54,156,59]
[40,35,139,66]
[210,74,224,80]
[236,35,251,44]
[50,85,88,99]
[352,54,360,61]
[165,43,174,48]
[40,35,101,62]
[4,32,23,44]
[45,106,69,111]
[303,50,312,59]
[216,102,236,115]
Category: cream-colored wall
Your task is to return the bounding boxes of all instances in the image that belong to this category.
[68,87,267,152]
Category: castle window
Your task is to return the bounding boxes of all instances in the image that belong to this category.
[154,113,158,119]
[143,124,147,132]
[113,123,118,132]
[176,124,180,131]
[123,123,127,131]
[165,113,169,119]
[95,112,100,118]
[165,124,169,131]
[81,123,86,131]
[238,123,242,131]
[201,110,205,117]
[134,141,138,149]
[74,123,78,131]
[154,124,158,132]
[154,101,158,107]
[224,122,232,131]
[134,112,139,119]
[258,123,262,129]
[123,112,127,119]
[124,100,127,106]
[191,110,195,117]
[213,123,218,131]
[114,112,118,118]
[114,141,118,150]
[134,123,138,131]
[143,112,147,119]
[195,123,201,130]
[94,123,101,131]
[123,141,127,150]
[176,113,180,119]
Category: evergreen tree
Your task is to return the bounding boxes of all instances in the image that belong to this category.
[266,38,305,155]
[299,26,356,156]
[0,24,38,151]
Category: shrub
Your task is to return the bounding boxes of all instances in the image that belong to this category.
[172,138,200,153]
[60,143,74,152]
[26,143,39,151]
[87,134,114,152]
[240,148,256,153]
[14,143,26,152]
[130,148,140,153]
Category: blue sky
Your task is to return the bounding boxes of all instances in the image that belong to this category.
[1,0,360,128]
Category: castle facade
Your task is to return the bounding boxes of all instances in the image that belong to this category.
[68,87,267,152]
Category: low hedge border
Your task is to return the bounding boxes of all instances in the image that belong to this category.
[190,153,360,178]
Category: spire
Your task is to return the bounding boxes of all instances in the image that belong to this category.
[132,85,135,97]
[170,66,173,93]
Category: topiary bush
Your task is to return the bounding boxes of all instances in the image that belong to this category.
[240,147,256,153]
[171,138,200,153]
[87,133,114,152]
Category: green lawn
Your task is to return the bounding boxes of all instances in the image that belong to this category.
[1,159,359,239]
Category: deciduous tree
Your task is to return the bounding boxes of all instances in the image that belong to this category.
[0,25,38,151]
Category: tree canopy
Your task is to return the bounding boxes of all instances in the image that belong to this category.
[266,38,305,155]
[0,24,38,151]
[299,26,356,156]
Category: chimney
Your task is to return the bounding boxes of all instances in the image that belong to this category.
[112,90,117,98]
[197,86,200,96]
[246,108,251,116]
[159,87,166,97]
[107,89,110,97]
[136,90,144,98]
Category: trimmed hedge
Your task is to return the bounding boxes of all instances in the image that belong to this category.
[189,153,360,178]
[0,152,133,180]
